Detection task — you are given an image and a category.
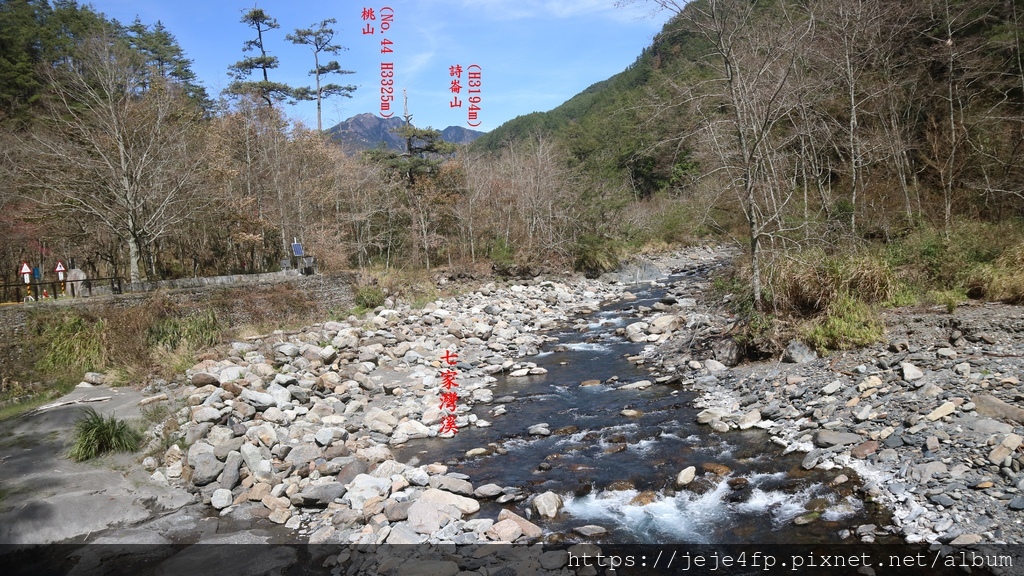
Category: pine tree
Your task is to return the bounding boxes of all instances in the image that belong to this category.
[124,17,209,109]
[227,8,292,108]
[287,18,356,131]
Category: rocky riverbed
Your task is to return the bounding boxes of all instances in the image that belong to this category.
[6,245,1024,574]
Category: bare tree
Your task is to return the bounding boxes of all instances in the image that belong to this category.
[14,35,206,284]
[680,0,813,307]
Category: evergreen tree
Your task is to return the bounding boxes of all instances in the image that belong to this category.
[0,0,48,123]
[287,18,356,132]
[124,17,209,109]
[227,8,292,108]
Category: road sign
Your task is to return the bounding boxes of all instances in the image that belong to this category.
[55,260,66,281]
[20,262,30,284]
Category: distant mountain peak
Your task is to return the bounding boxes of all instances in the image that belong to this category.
[326,114,485,153]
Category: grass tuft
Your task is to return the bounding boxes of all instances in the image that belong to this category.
[804,294,884,353]
[67,407,142,462]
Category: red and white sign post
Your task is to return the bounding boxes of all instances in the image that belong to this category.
[55,260,66,295]
[19,262,31,285]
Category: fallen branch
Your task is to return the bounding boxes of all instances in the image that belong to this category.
[29,396,112,415]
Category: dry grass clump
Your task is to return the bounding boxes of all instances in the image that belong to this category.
[764,249,896,316]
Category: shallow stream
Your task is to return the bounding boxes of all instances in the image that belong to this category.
[395,271,891,544]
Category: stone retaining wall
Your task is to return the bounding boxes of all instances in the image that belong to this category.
[0,272,355,381]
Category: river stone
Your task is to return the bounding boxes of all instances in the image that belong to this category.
[676,466,696,487]
[704,359,727,373]
[240,389,275,410]
[528,423,551,436]
[403,467,430,486]
[697,408,728,424]
[386,523,428,544]
[218,365,244,384]
[926,402,956,421]
[911,461,948,482]
[345,474,392,511]
[851,440,879,459]
[533,491,563,519]
[406,499,454,534]
[192,406,221,423]
[497,509,543,539]
[190,452,223,486]
[802,449,824,470]
[973,394,1024,424]
[292,483,347,508]
[738,409,761,430]
[419,488,480,514]
[394,420,431,439]
[284,444,321,468]
[487,519,523,541]
[190,372,218,386]
[262,406,286,423]
[783,340,817,363]
[901,363,925,381]
[221,451,243,489]
[211,489,233,510]
[814,430,862,448]
[989,434,1023,464]
[822,381,843,395]
[474,484,503,498]
[430,475,474,496]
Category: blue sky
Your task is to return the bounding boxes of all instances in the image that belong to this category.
[83,0,672,132]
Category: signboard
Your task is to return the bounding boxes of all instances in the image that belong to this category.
[55,260,66,281]
[19,262,30,284]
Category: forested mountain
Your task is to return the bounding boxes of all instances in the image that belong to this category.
[472,0,1024,322]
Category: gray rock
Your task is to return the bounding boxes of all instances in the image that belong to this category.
[533,491,563,519]
[291,483,347,507]
[783,340,817,363]
[385,523,428,544]
[192,407,221,423]
[190,452,223,486]
[220,451,242,490]
[738,409,761,430]
[211,489,233,510]
[676,466,696,487]
[240,389,275,410]
[901,363,925,381]
[283,444,321,468]
[713,338,742,367]
[814,431,862,448]
[344,474,391,511]
[802,449,824,470]
[704,359,728,373]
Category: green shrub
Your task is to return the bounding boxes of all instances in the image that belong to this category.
[148,310,221,351]
[354,285,386,309]
[34,312,108,374]
[804,294,883,353]
[67,407,142,462]
[574,234,621,278]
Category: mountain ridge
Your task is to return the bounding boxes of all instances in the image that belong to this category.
[326,113,485,153]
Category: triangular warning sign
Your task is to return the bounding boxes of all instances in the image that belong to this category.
[55,261,66,272]
[19,262,31,275]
